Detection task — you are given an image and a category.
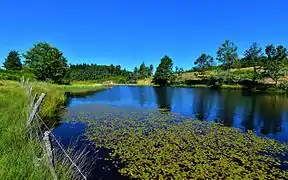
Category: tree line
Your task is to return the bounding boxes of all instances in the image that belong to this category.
[153,40,288,87]
[2,40,288,88]
[68,64,131,81]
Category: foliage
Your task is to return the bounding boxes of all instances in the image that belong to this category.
[243,42,263,83]
[68,64,135,84]
[230,69,254,80]
[216,40,238,82]
[133,62,153,80]
[233,59,242,70]
[3,50,22,70]
[23,42,68,83]
[153,55,174,86]
[278,82,288,92]
[73,107,288,179]
[263,44,288,85]
[0,69,35,81]
[175,66,184,77]
[206,75,223,88]
[194,53,214,77]
[149,64,154,76]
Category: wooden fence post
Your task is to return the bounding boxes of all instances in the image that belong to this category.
[27,93,46,128]
[43,131,57,180]
[21,76,24,86]
[27,86,33,99]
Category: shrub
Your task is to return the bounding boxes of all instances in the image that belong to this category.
[206,75,223,88]
[278,82,288,92]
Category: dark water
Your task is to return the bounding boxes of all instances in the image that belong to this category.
[53,86,288,179]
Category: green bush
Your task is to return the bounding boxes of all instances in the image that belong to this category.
[0,69,36,81]
[278,82,288,92]
[231,70,254,80]
[206,75,223,88]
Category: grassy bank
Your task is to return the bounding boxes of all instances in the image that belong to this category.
[0,80,104,179]
[171,83,243,89]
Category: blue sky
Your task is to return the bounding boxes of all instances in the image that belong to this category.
[0,0,287,71]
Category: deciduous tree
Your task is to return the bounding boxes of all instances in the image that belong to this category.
[217,40,238,82]
[175,66,184,77]
[23,42,68,83]
[243,42,263,83]
[263,44,288,85]
[194,53,214,77]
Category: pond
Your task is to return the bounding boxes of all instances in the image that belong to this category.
[53,86,288,179]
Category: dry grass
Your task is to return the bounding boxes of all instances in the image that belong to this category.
[137,77,153,85]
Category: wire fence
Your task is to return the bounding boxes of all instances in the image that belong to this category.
[25,82,88,180]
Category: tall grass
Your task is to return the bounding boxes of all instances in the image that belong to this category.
[0,80,104,179]
[0,80,54,179]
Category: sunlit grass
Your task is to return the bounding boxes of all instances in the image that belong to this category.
[0,80,56,179]
[0,80,104,179]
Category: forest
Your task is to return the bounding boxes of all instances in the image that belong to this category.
[67,62,153,84]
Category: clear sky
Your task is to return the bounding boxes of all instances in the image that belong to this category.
[0,0,287,71]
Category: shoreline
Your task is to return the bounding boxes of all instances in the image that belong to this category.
[111,83,288,94]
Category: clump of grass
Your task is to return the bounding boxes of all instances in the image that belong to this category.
[72,106,288,179]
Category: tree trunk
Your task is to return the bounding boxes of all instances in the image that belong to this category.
[253,64,257,87]
[228,69,231,84]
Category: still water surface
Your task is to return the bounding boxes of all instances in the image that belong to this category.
[53,86,288,179]
[64,86,288,142]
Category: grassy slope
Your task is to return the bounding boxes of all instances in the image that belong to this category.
[179,67,288,84]
[179,67,254,81]
[0,80,104,179]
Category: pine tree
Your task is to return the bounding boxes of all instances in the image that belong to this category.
[153,55,174,86]
[149,64,154,76]
[3,50,22,70]
[139,62,148,79]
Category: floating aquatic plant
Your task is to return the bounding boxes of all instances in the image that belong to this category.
[68,105,288,179]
